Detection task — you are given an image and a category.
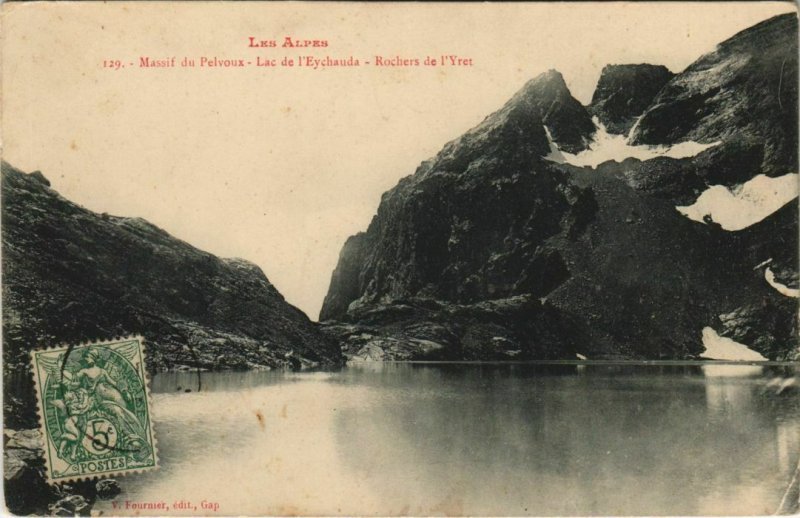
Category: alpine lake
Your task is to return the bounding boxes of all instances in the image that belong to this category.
[95,361,800,516]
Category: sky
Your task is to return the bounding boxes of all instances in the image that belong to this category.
[2,2,796,319]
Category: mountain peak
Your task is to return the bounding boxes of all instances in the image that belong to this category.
[588,64,674,135]
[495,69,595,154]
[512,69,569,102]
[530,68,567,87]
[320,13,797,362]
[409,69,594,179]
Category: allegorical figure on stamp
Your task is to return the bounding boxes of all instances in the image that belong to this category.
[72,348,150,453]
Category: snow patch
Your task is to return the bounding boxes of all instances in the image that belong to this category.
[765,268,799,298]
[543,117,719,168]
[700,327,767,361]
[542,126,566,164]
[676,173,798,231]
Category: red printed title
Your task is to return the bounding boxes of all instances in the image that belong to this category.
[102,36,474,70]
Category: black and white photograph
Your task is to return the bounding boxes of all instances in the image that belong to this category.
[2,2,799,515]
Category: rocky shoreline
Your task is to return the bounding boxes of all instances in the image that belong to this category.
[4,429,121,516]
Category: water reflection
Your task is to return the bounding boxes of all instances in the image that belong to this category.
[702,364,762,415]
[94,363,799,516]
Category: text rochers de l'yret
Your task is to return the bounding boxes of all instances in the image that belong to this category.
[139,55,472,69]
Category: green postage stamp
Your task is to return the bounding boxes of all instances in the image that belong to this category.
[31,337,158,482]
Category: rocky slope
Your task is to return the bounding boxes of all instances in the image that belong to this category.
[324,295,583,362]
[589,64,674,135]
[2,163,341,428]
[321,13,798,362]
[629,13,798,179]
[320,70,597,321]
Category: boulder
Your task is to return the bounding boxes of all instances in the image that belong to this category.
[48,495,90,516]
[96,479,122,500]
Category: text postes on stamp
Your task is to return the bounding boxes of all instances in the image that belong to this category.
[31,337,157,482]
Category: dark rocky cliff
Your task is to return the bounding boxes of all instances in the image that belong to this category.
[321,14,798,362]
[544,159,797,359]
[3,163,341,427]
[589,64,674,135]
[629,13,798,178]
[320,70,596,321]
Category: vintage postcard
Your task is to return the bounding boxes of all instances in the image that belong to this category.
[2,1,799,516]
